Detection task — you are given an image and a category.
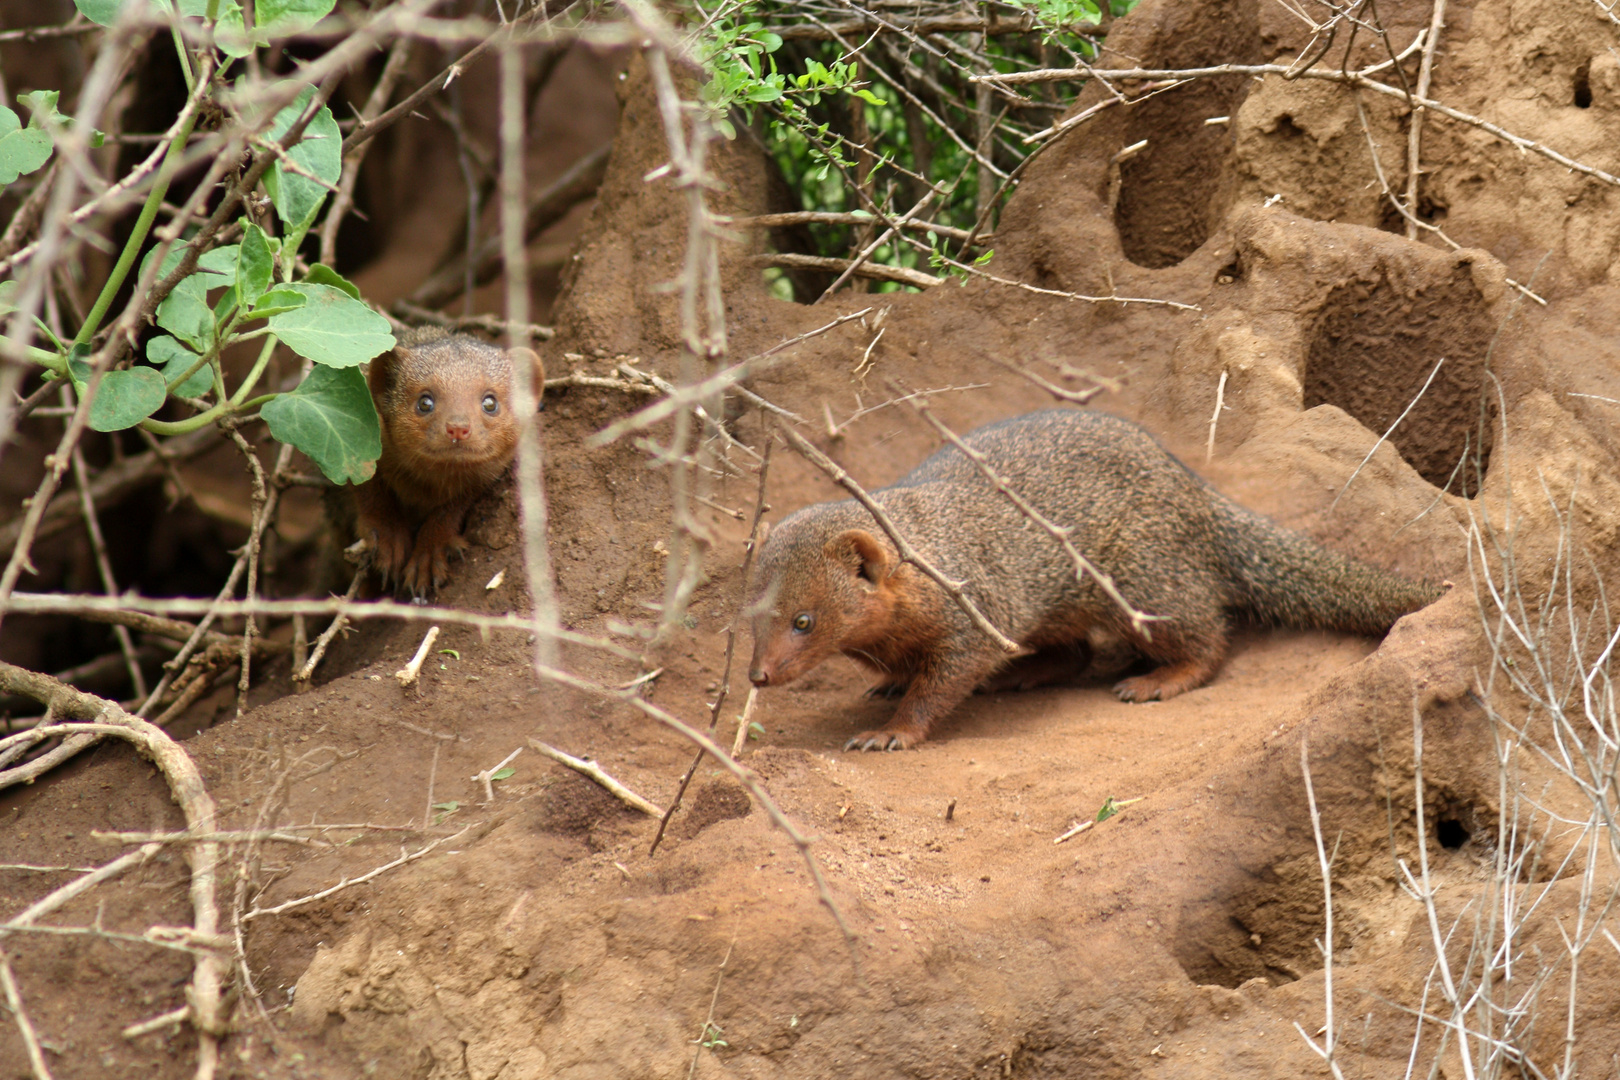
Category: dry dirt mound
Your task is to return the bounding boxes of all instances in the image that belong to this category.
[6,0,1620,1077]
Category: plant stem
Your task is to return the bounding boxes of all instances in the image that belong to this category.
[229,336,280,406]
[74,107,203,348]
[0,337,68,372]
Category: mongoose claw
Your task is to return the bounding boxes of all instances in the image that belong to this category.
[1112,677,1162,703]
[844,729,916,751]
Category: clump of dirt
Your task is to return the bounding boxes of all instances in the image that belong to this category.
[8,0,1620,1077]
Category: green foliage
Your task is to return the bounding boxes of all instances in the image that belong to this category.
[261,86,342,229]
[692,1,1141,297]
[261,364,382,485]
[0,108,55,187]
[0,91,104,188]
[75,0,336,39]
[266,284,396,369]
[4,50,393,485]
[146,335,213,397]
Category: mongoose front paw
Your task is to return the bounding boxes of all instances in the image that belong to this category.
[399,534,469,597]
[844,727,921,751]
[369,521,415,588]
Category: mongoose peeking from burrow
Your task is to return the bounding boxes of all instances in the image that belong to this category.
[350,329,544,597]
[746,409,1442,751]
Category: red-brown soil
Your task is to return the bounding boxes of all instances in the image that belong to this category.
[6,0,1620,1077]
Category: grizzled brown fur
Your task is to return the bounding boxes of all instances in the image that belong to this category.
[747,409,1441,750]
[352,328,543,596]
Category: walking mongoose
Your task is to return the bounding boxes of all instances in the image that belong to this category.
[351,329,544,596]
[746,409,1442,750]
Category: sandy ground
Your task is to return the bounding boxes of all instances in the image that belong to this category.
[5,0,1620,1076]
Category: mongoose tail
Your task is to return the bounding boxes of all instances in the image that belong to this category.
[1212,498,1444,634]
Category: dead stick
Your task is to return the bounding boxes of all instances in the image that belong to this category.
[396,625,440,687]
[0,951,52,1080]
[529,739,665,817]
[294,567,365,683]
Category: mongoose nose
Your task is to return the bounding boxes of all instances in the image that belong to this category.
[444,421,471,442]
[749,667,770,687]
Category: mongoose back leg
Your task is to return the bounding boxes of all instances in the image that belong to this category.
[1112,634,1227,703]
[976,641,1093,694]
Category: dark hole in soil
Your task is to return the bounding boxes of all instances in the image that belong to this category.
[1574,60,1593,108]
[1271,114,1305,140]
[1303,266,1494,491]
[1114,75,1252,270]
[1436,817,1470,850]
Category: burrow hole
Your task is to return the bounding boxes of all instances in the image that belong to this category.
[1574,59,1593,109]
[1303,266,1494,493]
[1436,817,1471,850]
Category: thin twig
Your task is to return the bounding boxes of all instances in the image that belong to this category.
[473,746,523,804]
[1294,739,1348,1079]
[242,825,476,920]
[1404,0,1448,239]
[651,436,773,855]
[1205,369,1228,464]
[0,951,52,1080]
[529,739,665,817]
[979,60,1620,189]
[0,664,224,1071]
[1330,356,1444,510]
[395,625,441,688]
[292,568,366,684]
[66,409,147,699]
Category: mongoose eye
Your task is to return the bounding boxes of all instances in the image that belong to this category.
[481,393,499,415]
[416,393,434,416]
[791,612,815,634]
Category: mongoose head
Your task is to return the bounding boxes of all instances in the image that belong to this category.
[747,514,898,689]
[369,333,545,472]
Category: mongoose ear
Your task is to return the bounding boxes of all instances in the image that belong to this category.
[827,529,892,587]
[367,346,405,402]
[507,348,545,410]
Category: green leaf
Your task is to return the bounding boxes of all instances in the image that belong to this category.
[438,648,461,660]
[16,90,104,150]
[262,85,341,227]
[267,283,394,368]
[147,334,212,396]
[140,240,236,292]
[255,0,336,37]
[214,4,255,56]
[237,224,273,306]
[757,31,783,52]
[74,0,144,26]
[211,282,240,325]
[155,274,215,351]
[300,263,360,300]
[244,287,307,320]
[851,88,887,107]
[86,366,168,431]
[0,107,53,187]
[260,363,381,485]
[490,767,515,781]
